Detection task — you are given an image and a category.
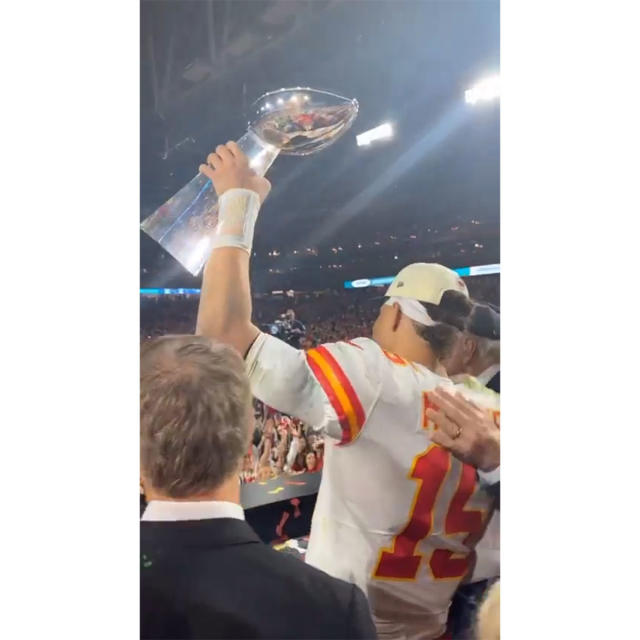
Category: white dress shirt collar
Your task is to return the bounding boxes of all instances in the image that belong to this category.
[476,364,500,386]
[141,500,245,522]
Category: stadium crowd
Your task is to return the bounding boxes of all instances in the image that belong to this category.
[140,274,498,342]
[242,399,325,483]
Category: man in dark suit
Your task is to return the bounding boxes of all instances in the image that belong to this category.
[140,336,376,639]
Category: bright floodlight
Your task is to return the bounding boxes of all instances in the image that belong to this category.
[465,75,500,105]
[356,122,393,147]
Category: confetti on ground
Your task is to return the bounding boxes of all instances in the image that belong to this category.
[285,481,307,486]
[268,486,285,495]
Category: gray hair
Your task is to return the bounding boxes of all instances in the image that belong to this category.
[140,335,251,498]
[475,335,500,364]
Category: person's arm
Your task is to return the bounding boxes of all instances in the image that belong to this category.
[194,144,343,434]
[196,143,380,441]
[195,142,271,356]
[258,436,272,469]
[274,435,288,473]
[286,435,301,469]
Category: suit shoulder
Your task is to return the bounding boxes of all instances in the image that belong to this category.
[248,546,373,636]
[261,544,357,602]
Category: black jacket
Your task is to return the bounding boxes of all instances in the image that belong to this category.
[486,370,500,394]
[141,518,376,639]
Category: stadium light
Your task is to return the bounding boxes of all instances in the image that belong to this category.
[465,75,500,105]
[356,122,393,147]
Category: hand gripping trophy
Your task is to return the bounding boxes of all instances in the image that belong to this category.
[141,88,359,276]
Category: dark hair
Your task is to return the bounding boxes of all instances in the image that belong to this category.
[414,290,473,359]
[305,450,318,470]
[467,303,500,340]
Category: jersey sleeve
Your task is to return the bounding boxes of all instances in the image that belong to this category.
[306,338,382,444]
[245,334,381,444]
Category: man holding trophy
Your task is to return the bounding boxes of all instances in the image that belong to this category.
[195,143,499,640]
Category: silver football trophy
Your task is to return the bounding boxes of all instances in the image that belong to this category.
[141,88,359,275]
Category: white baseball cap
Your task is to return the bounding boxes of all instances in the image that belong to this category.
[385,263,469,304]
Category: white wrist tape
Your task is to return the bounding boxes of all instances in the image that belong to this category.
[211,188,261,253]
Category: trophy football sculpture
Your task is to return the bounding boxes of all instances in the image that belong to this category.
[141,87,359,275]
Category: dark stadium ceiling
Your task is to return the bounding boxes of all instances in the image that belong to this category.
[141,0,499,290]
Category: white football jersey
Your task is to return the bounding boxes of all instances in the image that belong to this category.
[246,334,500,640]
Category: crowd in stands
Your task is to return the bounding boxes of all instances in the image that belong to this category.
[242,400,325,483]
[464,273,500,307]
[140,274,499,343]
[140,291,379,345]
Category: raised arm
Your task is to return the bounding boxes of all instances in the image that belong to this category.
[195,142,271,355]
[194,143,377,443]
[194,143,336,431]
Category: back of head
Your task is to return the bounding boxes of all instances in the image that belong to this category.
[140,335,251,498]
[416,290,473,360]
[384,263,473,360]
